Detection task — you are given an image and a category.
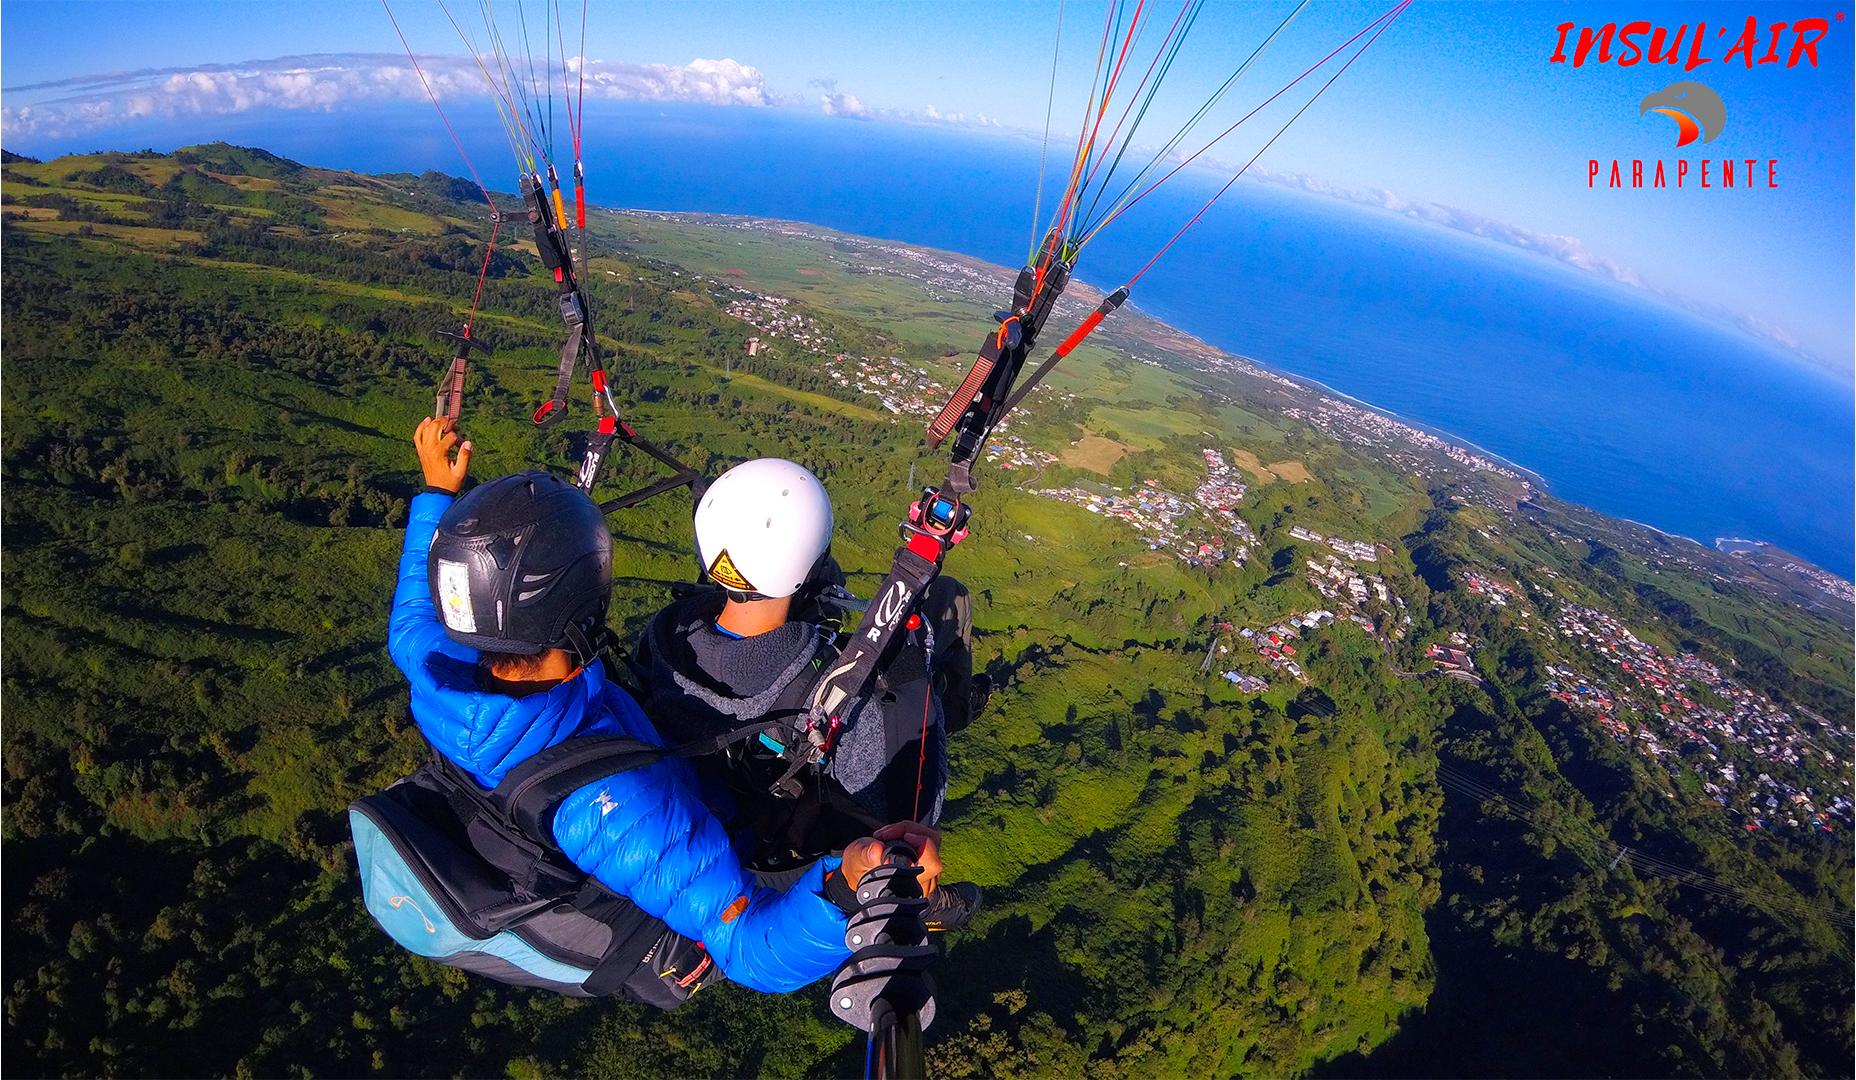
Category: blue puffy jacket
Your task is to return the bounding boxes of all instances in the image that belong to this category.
[388,491,850,993]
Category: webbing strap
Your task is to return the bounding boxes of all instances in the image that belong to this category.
[599,469,699,513]
[807,546,941,728]
[440,355,468,421]
[501,733,664,840]
[497,725,789,841]
[926,342,998,447]
[577,417,617,492]
[535,328,582,426]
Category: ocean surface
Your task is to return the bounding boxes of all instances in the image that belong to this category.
[32,102,1854,576]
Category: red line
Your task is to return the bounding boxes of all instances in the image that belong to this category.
[1125,0,1411,287]
[466,213,501,327]
[1074,0,1192,204]
[382,0,498,213]
[1096,0,1405,241]
[911,670,933,822]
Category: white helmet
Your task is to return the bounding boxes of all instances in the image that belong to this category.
[694,458,834,599]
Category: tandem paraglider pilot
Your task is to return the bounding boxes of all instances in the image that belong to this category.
[345,417,943,1004]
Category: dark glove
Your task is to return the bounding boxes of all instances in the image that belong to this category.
[823,864,861,915]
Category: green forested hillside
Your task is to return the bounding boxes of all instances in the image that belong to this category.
[2,146,1849,1078]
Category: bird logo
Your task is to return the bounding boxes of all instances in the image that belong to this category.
[1639,82,1726,147]
[388,895,437,934]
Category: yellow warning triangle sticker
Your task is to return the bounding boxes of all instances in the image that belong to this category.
[707,549,755,593]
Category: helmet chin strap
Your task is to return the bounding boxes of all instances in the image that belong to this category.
[559,617,611,671]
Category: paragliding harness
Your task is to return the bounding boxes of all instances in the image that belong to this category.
[604,582,926,878]
[348,732,724,1006]
[632,579,940,799]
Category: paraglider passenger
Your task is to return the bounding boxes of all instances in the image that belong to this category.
[634,457,985,929]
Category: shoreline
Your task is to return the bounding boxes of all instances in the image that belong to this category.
[1228,349,1550,488]
[614,207,1848,581]
[1105,292,1553,488]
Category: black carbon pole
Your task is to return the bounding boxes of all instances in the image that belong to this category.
[831,844,937,1080]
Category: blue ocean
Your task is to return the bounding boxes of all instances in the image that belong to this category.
[42,102,1855,576]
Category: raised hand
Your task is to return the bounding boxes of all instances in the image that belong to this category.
[414,416,473,494]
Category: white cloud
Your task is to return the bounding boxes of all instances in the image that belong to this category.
[819,91,868,119]
[3,54,1017,142]
[575,56,771,108]
[913,104,1002,129]
[2,52,770,139]
[815,94,1003,130]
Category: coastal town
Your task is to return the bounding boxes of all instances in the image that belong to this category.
[719,283,959,420]
[1030,447,1259,568]
[983,433,1058,474]
[1278,395,1532,496]
[1542,601,1851,833]
[1461,570,1517,607]
[721,288,832,354]
[1210,522,1423,691]
[1289,524,1382,563]
[1219,588,1417,691]
[823,352,949,420]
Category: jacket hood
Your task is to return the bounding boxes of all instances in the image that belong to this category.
[640,592,825,743]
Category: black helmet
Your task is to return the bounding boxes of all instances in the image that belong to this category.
[428,470,612,664]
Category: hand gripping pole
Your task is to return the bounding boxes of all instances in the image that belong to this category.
[831,843,936,1080]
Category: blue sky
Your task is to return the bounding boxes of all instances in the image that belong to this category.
[3,0,1852,365]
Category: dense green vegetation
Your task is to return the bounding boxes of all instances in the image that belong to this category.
[3,146,1849,1078]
